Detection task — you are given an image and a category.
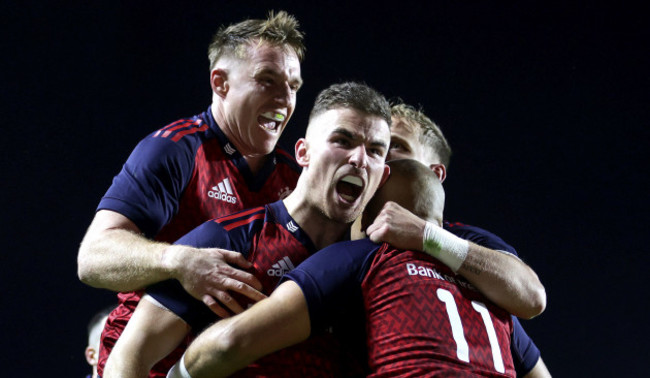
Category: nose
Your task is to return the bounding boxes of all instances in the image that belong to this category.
[349,145,368,169]
[275,82,292,106]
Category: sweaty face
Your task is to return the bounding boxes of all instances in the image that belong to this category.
[387,117,428,164]
[221,41,302,156]
[300,108,390,224]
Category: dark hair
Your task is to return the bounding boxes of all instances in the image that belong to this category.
[208,10,305,70]
[309,82,392,125]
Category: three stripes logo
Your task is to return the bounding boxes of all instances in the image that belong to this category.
[224,143,236,155]
[286,221,298,233]
[267,256,296,277]
[207,178,238,204]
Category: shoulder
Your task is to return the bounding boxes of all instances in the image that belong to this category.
[127,115,215,165]
[174,206,266,250]
[294,239,381,280]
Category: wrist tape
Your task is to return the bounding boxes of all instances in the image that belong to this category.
[423,221,469,272]
[167,354,192,378]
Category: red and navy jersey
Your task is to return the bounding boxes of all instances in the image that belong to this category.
[146,200,343,377]
[96,108,301,378]
[286,238,516,377]
[444,220,541,375]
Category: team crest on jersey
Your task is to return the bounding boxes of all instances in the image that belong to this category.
[207,178,238,204]
[277,186,293,200]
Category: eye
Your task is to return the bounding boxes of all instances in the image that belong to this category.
[389,141,406,151]
[332,137,350,147]
[369,147,385,157]
[258,76,274,86]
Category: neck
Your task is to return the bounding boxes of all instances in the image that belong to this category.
[211,104,269,175]
[283,191,351,250]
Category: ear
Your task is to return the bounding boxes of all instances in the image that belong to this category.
[85,346,97,366]
[378,164,391,188]
[430,163,447,183]
[210,68,229,98]
[294,138,310,167]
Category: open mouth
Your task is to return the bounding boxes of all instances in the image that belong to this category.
[336,175,364,203]
[259,111,285,131]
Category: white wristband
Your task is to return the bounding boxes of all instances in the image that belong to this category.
[423,221,469,272]
[167,354,192,378]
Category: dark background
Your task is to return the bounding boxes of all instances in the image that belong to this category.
[2,1,647,376]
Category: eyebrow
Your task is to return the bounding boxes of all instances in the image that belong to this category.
[254,67,303,88]
[390,135,410,147]
[332,128,388,149]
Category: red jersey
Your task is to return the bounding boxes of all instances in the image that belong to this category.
[96,108,300,377]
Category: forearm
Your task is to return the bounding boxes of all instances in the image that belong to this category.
[78,225,179,291]
[457,243,546,319]
[182,281,310,378]
[104,297,190,378]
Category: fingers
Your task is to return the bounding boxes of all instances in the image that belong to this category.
[223,277,267,302]
[202,279,268,317]
[202,294,230,318]
[220,249,254,269]
[217,262,263,291]
[203,290,247,317]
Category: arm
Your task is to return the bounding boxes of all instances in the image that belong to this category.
[174,281,310,378]
[366,201,546,319]
[511,316,551,377]
[523,357,551,378]
[77,210,265,317]
[103,296,190,378]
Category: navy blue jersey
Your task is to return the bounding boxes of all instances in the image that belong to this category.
[96,108,301,378]
[147,200,343,377]
[511,317,541,376]
[444,221,517,256]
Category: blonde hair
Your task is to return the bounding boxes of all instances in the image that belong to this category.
[208,10,305,70]
[391,102,452,167]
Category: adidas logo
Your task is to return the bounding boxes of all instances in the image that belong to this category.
[207,178,238,204]
[267,256,295,277]
[286,221,298,233]
[224,143,236,155]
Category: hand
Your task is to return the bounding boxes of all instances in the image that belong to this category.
[163,245,266,318]
[365,201,427,251]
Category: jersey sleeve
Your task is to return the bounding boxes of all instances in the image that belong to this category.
[510,316,541,376]
[445,222,519,256]
[97,131,196,238]
[283,238,380,333]
[145,220,233,330]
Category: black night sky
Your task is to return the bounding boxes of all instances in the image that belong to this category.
[1,1,647,376]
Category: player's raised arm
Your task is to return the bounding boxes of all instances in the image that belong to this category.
[366,201,546,319]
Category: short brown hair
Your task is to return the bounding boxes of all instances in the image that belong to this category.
[391,102,452,167]
[310,82,392,126]
[208,10,305,70]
